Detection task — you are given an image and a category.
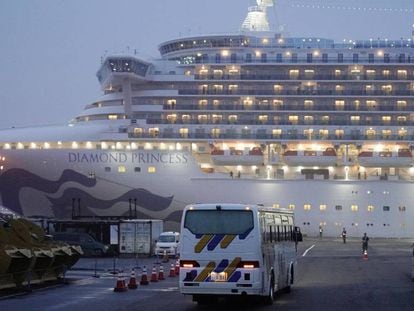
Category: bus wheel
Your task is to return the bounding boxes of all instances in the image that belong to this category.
[264,278,274,305]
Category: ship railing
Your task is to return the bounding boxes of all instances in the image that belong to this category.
[190,56,414,65]
[178,89,414,96]
[194,74,413,81]
[127,132,414,142]
[143,118,414,128]
[163,103,414,112]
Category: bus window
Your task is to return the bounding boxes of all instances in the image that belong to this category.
[184,210,253,235]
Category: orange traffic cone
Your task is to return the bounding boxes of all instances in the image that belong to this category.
[363,250,368,260]
[158,265,165,280]
[175,259,180,276]
[114,273,128,292]
[140,266,149,285]
[169,263,175,277]
[150,266,158,282]
[128,269,138,289]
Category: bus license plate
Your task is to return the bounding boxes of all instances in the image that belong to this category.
[210,272,227,282]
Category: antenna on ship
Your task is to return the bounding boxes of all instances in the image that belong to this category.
[241,0,277,33]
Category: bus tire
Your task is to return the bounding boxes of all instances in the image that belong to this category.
[264,278,274,305]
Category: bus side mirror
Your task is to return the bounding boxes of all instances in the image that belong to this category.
[294,227,303,242]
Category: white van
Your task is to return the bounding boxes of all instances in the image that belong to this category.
[154,231,180,257]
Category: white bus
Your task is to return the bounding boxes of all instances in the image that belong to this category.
[179,203,302,304]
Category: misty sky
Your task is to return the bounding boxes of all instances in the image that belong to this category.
[1,0,413,129]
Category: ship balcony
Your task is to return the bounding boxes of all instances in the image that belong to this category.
[194,74,414,81]
[210,147,264,165]
[358,149,413,167]
[283,148,337,166]
[128,131,414,142]
[178,89,414,97]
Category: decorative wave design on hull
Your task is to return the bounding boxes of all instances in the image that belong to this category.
[0,168,96,215]
[47,188,173,219]
[0,168,176,221]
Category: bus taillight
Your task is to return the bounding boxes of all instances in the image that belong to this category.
[180,260,200,268]
[238,261,260,269]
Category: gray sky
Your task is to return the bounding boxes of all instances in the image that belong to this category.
[1,0,413,129]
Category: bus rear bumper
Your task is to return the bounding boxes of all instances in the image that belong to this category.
[180,282,263,296]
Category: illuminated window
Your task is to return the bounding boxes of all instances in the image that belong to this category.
[167,114,177,123]
[118,166,126,173]
[289,69,299,78]
[351,116,360,122]
[211,128,221,138]
[397,100,407,109]
[198,115,208,124]
[382,129,392,138]
[148,167,156,173]
[228,115,238,123]
[273,85,282,93]
[335,129,344,138]
[108,115,118,120]
[397,116,407,123]
[335,85,344,92]
[304,204,311,211]
[272,203,280,209]
[320,204,327,211]
[272,100,283,108]
[334,69,342,76]
[212,114,223,124]
[366,128,376,138]
[167,99,176,108]
[351,205,358,212]
[382,70,390,76]
[272,129,282,138]
[258,115,268,124]
[335,100,345,110]
[149,128,159,138]
[179,128,189,138]
[182,114,191,123]
[368,205,374,212]
[382,116,391,122]
[397,70,407,79]
[133,128,143,137]
[288,204,295,210]
[304,116,314,123]
[319,129,329,138]
[199,100,208,108]
[304,100,314,108]
[289,115,299,124]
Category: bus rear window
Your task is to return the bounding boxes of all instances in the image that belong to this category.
[184,210,253,235]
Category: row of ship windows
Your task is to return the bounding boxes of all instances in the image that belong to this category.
[194,68,414,80]
[274,204,406,212]
[186,52,413,65]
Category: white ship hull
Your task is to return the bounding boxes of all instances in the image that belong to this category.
[1,148,413,238]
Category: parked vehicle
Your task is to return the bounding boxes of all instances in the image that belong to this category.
[154,231,180,257]
[53,232,109,256]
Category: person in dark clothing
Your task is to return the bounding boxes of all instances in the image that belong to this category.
[362,233,369,252]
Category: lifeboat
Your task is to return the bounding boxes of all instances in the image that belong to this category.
[283,148,337,166]
[211,147,264,165]
[358,149,412,167]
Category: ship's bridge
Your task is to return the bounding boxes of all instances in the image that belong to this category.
[97,55,152,87]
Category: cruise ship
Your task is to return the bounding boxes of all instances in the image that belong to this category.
[1,0,414,237]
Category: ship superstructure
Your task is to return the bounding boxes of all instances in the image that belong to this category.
[1,1,414,237]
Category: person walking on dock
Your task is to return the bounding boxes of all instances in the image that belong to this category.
[362,233,369,252]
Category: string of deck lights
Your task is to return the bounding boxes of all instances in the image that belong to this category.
[290,4,414,13]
